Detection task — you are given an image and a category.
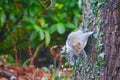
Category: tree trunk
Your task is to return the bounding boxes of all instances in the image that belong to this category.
[101,0,120,80]
[81,0,120,80]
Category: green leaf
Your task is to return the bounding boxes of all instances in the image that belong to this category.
[30,0,34,5]
[39,18,45,26]
[49,24,57,34]
[59,13,67,20]
[0,8,5,27]
[33,24,44,40]
[26,24,34,30]
[38,18,48,28]
[10,13,15,20]
[30,31,38,41]
[33,24,40,31]
[29,7,35,16]
[73,10,81,18]
[38,28,44,40]
[44,30,50,46]
[4,4,9,11]
[7,55,15,64]
[50,14,59,21]
[65,23,76,29]
[78,0,83,9]
[41,67,50,72]
[23,16,36,24]
[56,22,65,34]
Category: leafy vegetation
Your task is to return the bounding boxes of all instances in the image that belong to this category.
[0,0,81,65]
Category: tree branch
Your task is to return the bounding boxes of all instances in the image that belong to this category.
[23,43,44,66]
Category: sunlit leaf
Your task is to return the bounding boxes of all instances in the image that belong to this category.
[44,30,50,46]
[38,18,48,28]
[78,0,83,9]
[39,18,45,26]
[57,23,65,34]
[38,28,44,40]
[41,67,50,72]
[65,23,76,29]
[31,24,44,40]
[33,24,40,31]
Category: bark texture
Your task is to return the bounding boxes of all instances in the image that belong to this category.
[101,0,120,80]
[76,0,99,79]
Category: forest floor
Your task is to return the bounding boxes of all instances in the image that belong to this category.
[0,64,73,80]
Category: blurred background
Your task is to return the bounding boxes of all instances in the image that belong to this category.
[0,0,82,67]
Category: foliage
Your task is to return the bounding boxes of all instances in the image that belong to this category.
[0,0,82,65]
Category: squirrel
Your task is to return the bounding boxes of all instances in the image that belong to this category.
[65,28,94,64]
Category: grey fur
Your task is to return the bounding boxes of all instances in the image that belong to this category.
[65,29,94,64]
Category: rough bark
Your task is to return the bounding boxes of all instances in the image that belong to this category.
[80,0,120,80]
[75,0,99,80]
[101,0,120,80]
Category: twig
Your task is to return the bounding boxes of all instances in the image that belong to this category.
[23,43,44,66]
[28,42,33,57]
[4,11,23,65]
[6,24,18,65]
[39,0,52,9]
[30,44,41,65]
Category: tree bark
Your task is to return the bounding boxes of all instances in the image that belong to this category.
[101,0,120,80]
[81,0,120,80]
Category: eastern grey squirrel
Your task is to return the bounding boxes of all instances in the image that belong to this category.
[65,28,94,64]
